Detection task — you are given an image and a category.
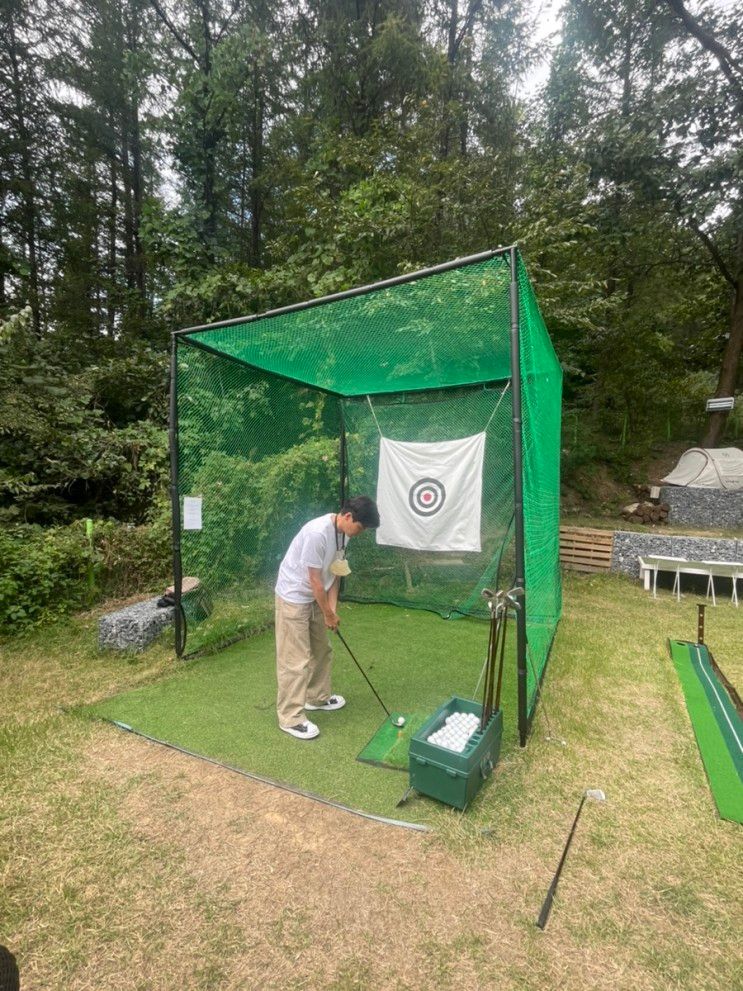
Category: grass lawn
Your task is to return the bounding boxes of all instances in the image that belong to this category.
[1,573,741,990]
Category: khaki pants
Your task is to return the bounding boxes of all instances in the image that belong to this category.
[275,595,333,727]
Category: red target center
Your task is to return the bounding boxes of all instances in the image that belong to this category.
[422,492,433,503]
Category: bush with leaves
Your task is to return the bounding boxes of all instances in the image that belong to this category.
[0,510,172,637]
[0,310,168,524]
[93,500,172,599]
[0,524,94,633]
[185,437,339,589]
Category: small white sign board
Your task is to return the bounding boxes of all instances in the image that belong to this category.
[183,496,203,530]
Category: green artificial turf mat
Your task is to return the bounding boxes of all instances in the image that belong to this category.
[668,640,743,824]
[356,710,430,769]
[90,603,517,823]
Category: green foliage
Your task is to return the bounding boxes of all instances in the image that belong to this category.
[0,524,93,633]
[186,437,339,587]
[0,314,168,523]
[93,503,172,599]
[0,511,172,637]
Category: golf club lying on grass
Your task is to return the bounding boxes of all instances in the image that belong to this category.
[536,788,606,930]
[335,628,406,727]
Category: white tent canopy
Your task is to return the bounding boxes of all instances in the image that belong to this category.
[661,448,743,491]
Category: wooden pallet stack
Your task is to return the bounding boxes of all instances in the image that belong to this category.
[559,526,614,573]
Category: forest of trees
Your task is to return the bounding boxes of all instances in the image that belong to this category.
[0,0,741,531]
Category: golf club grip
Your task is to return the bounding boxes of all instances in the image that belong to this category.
[536,883,556,930]
[535,796,586,930]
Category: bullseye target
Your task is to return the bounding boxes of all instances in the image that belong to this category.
[408,478,446,517]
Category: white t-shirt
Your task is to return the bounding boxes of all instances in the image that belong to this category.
[275,514,346,604]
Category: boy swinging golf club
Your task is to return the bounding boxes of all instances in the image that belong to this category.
[274,496,380,740]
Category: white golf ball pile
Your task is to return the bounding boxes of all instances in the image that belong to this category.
[427,711,480,752]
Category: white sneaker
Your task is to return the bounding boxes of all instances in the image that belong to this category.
[280,719,320,740]
[305,695,346,712]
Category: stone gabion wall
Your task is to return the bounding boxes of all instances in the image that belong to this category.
[611,531,743,579]
[661,485,743,530]
[99,598,175,651]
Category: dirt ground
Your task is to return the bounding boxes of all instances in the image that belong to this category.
[72,728,624,991]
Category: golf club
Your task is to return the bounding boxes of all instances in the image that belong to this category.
[481,596,498,729]
[536,788,606,930]
[479,586,523,730]
[494,587,522,716]
[335,628,406,727]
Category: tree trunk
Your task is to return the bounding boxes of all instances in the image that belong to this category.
[125,3,146,305]
[7,13,41,335]
[249,61,264,267]
[199,0,217,259]
[107,147,118,335]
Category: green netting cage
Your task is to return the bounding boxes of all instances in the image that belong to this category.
[169,246,562,745]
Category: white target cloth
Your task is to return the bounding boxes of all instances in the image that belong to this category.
[375,432,486,552]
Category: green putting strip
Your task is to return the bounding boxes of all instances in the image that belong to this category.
[356,711,429,770]
[668,640,743,824]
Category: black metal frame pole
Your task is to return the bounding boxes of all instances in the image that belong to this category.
[168,334,185,657]
[509,247,529,747]
[338,400,348,602]
[339,401,347,507]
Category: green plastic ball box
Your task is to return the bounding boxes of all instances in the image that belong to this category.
[408,695,503,810]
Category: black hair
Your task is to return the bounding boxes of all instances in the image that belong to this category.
[341,495,380,529]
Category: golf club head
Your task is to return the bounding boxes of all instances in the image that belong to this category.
[585,788,606,802]
[481,588,494,600]
[504,586,525,610]
[391,715,406,728]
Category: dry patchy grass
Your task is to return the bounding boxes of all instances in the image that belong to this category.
[1,574,741,990]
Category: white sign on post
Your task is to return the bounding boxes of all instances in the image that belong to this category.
[183,496,203,530]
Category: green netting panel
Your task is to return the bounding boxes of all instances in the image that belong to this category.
[517,255,563,718]
[173,248,562,738]
[185,257,513,396]
[340,385,516,618]
[176,342,340,655]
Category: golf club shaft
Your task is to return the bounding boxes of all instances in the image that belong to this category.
[494,607,508,713]
[481,607,496,729]
[335,629,392,719]
[483,605,503,728]
[488,608,504,715]
[536,795,587,930]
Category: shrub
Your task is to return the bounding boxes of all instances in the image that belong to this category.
[185,437,339,587]
[0,525,93,632]
[93,508,172,599]
[0,511,172,637]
